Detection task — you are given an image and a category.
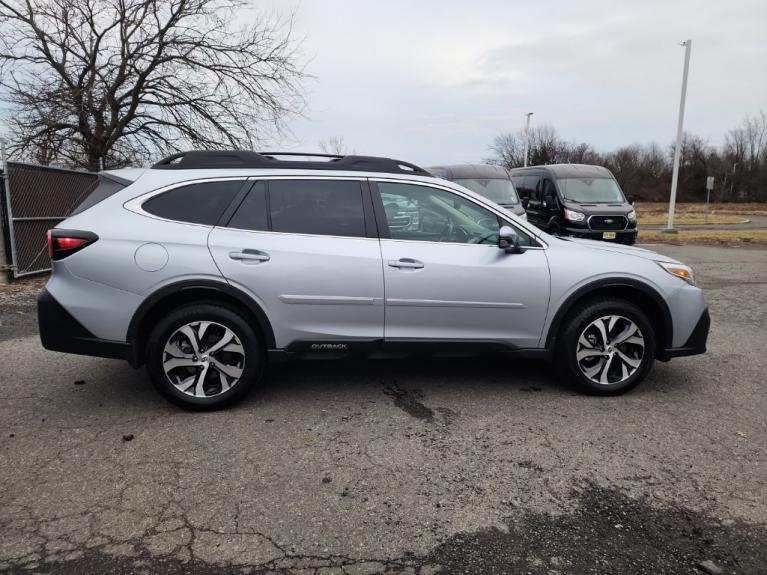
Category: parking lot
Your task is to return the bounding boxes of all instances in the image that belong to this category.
[1,244,766,574]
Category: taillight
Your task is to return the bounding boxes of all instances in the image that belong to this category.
[48,229,99,261]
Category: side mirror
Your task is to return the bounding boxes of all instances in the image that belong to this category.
[544,192,556,207]
[521,197,530,210]
[498,225,525,254]
[627,195,635,205]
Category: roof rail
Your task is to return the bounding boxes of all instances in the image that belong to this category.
[151,150,432,176]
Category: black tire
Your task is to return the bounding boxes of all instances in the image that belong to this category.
[146,303,265,410]
[556,298,655,395]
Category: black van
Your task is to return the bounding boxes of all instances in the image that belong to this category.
[509,164,637,244]
[428,164,527,219]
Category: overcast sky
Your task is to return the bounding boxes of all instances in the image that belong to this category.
[256,0,766,166]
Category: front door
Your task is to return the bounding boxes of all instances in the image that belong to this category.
[373,180,550,348]
[208,179,385,348]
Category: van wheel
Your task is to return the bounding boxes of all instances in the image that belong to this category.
[146,303,264,410]
[556,298,655,395]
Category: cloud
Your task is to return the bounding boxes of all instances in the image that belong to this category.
[257,0,767,165]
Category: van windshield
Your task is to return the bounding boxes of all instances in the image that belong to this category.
[453,178,519,205]
[558,177,626,203]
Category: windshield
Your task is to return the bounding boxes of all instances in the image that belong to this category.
[558,177,626,203]
[453,178,519,205]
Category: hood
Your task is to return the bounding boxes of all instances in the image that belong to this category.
[560,237,682,264]
[563,201,634,217]
[499,203,526,216]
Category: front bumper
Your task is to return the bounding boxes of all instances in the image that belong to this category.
[564,226,638,243]
[660,307,710,360]
[38,289,135,362]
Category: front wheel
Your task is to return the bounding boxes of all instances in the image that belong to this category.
[146,303,265,410]
[557,298,655,395]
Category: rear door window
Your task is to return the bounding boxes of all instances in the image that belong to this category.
[268,180,366,237]
[143,180,244,225]
[227,182,268,231]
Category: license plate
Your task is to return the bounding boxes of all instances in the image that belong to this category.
[602,232,617,239]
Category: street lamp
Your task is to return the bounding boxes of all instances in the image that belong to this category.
[667,40,692,231]
[523,112,534,167]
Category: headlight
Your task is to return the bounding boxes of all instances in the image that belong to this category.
[658,262,695,285]
[627,210,637,222]
[564,208,585,222]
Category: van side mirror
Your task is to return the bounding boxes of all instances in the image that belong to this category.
[627,195,635,205]
[499,225,525,254]
[543,191,556,207]
[521,197,530,210]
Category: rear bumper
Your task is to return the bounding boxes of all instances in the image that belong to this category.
[38,289,135,363]
[659,307,710,360]
[563,226,638,242]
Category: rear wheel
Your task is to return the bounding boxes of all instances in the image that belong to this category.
[556,298,655,395]
[146,303,264,410]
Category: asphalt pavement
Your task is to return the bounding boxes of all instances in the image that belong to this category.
[1,245,766,574]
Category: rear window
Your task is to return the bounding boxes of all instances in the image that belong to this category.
[70,174,129,215]
[142,180,243,225]
[268,180,366,237]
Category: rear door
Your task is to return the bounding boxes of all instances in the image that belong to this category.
[208,178,385,349]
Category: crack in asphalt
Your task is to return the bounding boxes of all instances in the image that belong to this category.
[2,483,766,574]
[2,245,767,574]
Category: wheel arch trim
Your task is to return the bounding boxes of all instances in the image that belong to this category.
[543,277,673,354]
[127,279,276,354]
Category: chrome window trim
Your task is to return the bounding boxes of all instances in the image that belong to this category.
[124,175,369,232]
[207,227,380,242]
[124,176,254,226]
[123,173,547,248]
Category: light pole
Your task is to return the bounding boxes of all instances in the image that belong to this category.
[667,39,692,231]
[523,112,534,167]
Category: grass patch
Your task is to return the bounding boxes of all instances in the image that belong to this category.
[639,229,767,246]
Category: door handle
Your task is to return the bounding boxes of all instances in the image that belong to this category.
[229,249,270,263]
[388,258,424,269]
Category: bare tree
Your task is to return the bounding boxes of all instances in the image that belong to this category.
[318,135,350,155]
[489,125,595,168]
[724,111,767,201]
[0,0,306,170]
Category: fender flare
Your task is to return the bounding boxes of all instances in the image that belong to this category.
[543,277,673,352]
[126,279,276,350]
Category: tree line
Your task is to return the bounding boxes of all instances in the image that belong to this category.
[489,111,767,202]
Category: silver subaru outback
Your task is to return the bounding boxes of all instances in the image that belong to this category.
[38,151,709,409]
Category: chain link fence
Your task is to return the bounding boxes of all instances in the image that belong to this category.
[1,161,98,278]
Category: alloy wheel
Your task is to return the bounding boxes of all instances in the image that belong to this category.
[575,315,645,385]
[162,321,245,398]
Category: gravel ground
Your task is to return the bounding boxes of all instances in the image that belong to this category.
[0,245,765,574]
[0,276,45,343]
